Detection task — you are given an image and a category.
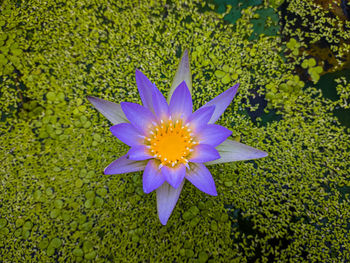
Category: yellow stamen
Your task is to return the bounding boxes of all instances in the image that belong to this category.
[146,118,195,168]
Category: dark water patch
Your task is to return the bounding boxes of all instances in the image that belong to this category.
[225,205,299,262]
[315,68,350,128]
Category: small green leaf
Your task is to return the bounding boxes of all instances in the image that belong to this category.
[84,251,97,260]
[50,209,61,219]
[96,187,107,197]
[308,58,316,67]
[0,218,7,229]
[38,239,49,250]
[214,70,226,78]
[73,248,84,257]
[50,238,62,249]
[221,74,231,84]
[23,221,33,230]
[46,92,56,101]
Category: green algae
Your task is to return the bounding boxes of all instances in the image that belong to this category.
[1,0,350,262]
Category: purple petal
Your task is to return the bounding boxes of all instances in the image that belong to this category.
[156,181,184,225]
[152,87,169,121]
[161,164,186,189]
[104,155,147,175]
[169,81,193,120]
[186,163,217,196]
[200,83,239,124]
[205,139,268,165]
[121,102,156,135]
[143,159,165,194]
[135,69,156,111]
[186,106,215,133]
[110,123,143,146]
[189,144,220,163]
[87,96,128,125]
[128,145,153,161]
[197,124,232,147]
[168,49,192,102]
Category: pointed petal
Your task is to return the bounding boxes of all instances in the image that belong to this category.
[186,163,217,196]
[168,49,192,102]
[135,69,156,111]
[169,81,193,120]
[110,123,143,146]
[197,124,232,147]
[205,139,268,165]
[87,96,128,125]
[200,83,239,124]
[187,106,215,133]
[189,144,220,163]
[128,145,153,161]
[143,159,165,194]
[156,181,184,225]
[152,87,169,121]
[104,155,147,175]
[121,102,156,135]
[161,164,186,189]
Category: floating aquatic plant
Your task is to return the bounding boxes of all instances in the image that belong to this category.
[87,50,267,224]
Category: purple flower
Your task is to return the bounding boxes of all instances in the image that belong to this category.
[87,50,267,225]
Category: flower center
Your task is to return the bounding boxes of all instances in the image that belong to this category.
[145,118,196,167]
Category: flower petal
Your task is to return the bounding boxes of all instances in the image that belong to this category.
[104,155,147,175]
[186,163,217,196]
[110,123,143,146]
[168,49,192,102]
[135,69,156,111]
[187,106,215,133]
[152,87,169,121]
[121,102,156,135]
[128,145,153,161]
[200,83,239,124]
[169,81,193,120]
[161,164,186,189]
[205,139,268,165]
[189,144,220,163]
[87,96,128,125]
[156,181,184,225]
[197,124,232,147]
[143,159,165,194]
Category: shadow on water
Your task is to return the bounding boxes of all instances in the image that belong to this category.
[224,205,307,262]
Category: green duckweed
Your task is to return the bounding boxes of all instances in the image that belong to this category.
[1,0,350,262]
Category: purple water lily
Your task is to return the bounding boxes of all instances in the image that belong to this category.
[87,50,267,225]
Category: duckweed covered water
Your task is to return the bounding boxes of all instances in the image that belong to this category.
[1,0,350,262]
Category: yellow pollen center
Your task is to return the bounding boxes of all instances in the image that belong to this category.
[145,119,196,167]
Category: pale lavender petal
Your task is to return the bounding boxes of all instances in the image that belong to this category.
[143,159,165,194]
[128,145,153,161]
[87,96,128,125]
[169,81,192,120]
[152,87,169,121]
[121,102,156,135]
[197,124,232,147]
[187,106,215,133]
[168,49,192,102]
[104,155,147,175]
[189,144,220,163]
[110,123,143,146]
[200,83,239,124]
[156,181,185,225]
[186,163,217,196]
[161,164,186,189]
[205,139,268,165]
[135,69,156,111]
